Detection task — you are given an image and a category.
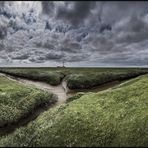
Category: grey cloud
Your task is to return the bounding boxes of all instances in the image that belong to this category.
[56,1,96,25]
[35,41,55,50]
[128,16,145,32]
[100,2,148,25]
[66,53,89,62]
[8,18,27,33]
[61,41,82,53]
[0,1,5,7]
[0,4,9,40]
[41,1,54,16]
[115,16,148,44]
[0,26,7,39]
[28,52,64,63]
[1,1,148,67]
[0,1,5,11]
[45,52,63,60]
[22,10,37,25]
[29,57,45,63]
[100,24,112,33]
[11,53,30,60]
[76,32,88,42]
[0,2,14,20]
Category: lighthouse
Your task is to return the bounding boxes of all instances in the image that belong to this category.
[62,60,65,67]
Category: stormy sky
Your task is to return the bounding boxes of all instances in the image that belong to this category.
[0,1,148,67]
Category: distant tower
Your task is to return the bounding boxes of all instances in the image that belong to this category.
[62,60,65,67]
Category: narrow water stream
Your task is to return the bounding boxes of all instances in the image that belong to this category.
[68,80,122,95]
[0,73,124,105]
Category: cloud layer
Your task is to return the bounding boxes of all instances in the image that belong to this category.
[0,1,148,67]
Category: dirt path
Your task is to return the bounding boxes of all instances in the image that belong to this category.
[0,73,123,105]
[0,73,125,105]
[0,73,69,136]
[0,72,144,136]
[0,73,71,105]
[13,78,69,105]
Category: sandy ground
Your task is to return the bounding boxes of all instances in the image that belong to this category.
[0,73,123,106]
[0,73,72,105]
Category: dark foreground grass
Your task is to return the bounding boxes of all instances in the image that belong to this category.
[0,76,57,128]
[0,74,147,147]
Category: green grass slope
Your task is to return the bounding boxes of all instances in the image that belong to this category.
[0,74,147,147]
[0,76,57,128]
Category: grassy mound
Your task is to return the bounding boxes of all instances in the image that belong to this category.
[66,70,148,89]
[0,76,57,128]
[0,68,65,85]
[0,75,147,147]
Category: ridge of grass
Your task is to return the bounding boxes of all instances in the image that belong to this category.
[0,74,147,147]
[0,76,57,129]
[0,69,65,85]
[0,67,148,89]
[66,70,148,89]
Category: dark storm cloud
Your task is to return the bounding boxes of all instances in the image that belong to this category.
[41,1,54,15]
[0,1,13,19]
[8,18,27,33]
[0,2,8,40]
[28,52,64,63]
[61,40,82,53]
[115,15,148,44]
[99,1,148,25]
[45,52,63,60]
[56,1,96,25]
[1,1,148,67]
[100,24,112,33]
[0,1,5,8]
[0,26,7,39]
